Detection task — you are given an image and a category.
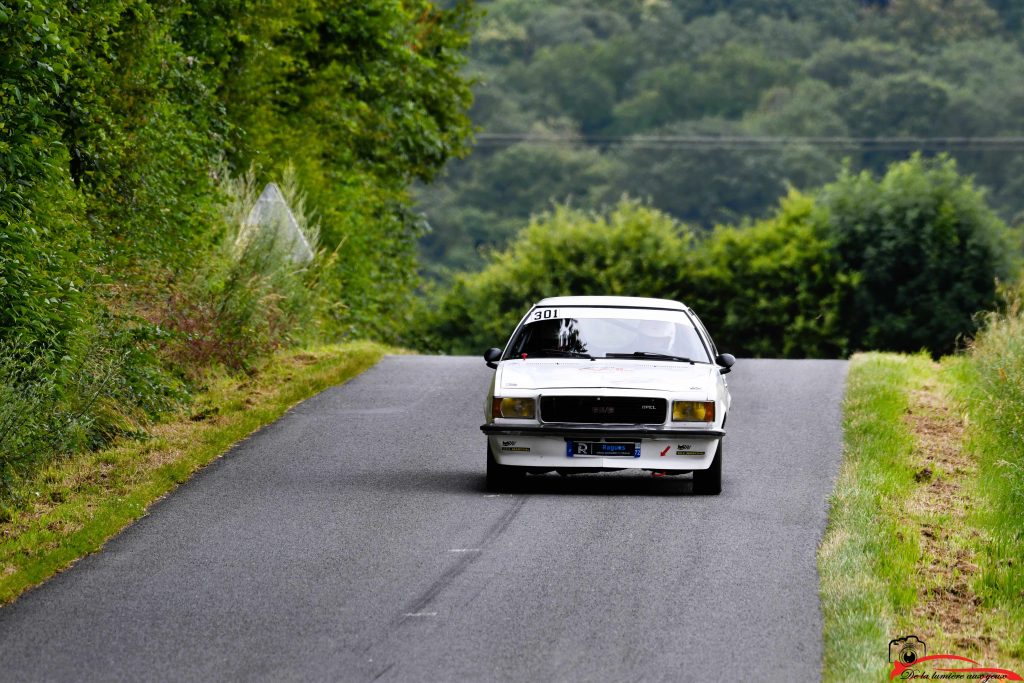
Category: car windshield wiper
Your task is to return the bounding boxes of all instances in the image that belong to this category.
[537,348,595,359]
[604,351,697,363]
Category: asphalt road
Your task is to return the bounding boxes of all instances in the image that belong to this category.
[0,355,847,682]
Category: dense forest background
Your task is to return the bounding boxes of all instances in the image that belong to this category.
[417,0,1024,276]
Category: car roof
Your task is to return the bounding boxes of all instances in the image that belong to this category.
[533,296,690,311]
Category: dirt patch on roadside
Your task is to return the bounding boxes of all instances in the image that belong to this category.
[902,379,988,655]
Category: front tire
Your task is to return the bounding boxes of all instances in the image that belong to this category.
[486,444,525,492]
[692,441,722,495]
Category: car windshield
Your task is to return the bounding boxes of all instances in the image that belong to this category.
[506,315,711,363]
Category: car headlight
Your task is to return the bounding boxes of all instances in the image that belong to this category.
[672,400,715,422]
[492,397,536,419]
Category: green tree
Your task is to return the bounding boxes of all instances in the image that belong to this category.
[841,73,954,137]
[987,0,1024,31]
[177,0,477,338]
[861,0,1003,44]
[689,190,850,358]
[671,0,859,34]
[611,120,836,227]
[417,142,621,274]
[466,144,619,215]
[414,192,852,358]
[612,44,797,133]
[822,155,1012,355]
[510,43,618,133]
[747,79,848,137]
[417,0,1024,277]
[804,39,919,88]
[413,200,698,354]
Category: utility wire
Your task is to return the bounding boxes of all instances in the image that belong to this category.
[475,133,1024,151]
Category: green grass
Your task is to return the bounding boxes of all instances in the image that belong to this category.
[946,305,1024,660]
[822,348,1024,680]
[0,341,390,605]
[819,352,933,682]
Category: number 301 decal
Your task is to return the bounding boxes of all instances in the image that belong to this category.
[533,309,558,321]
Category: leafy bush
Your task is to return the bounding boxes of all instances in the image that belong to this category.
[0,349,61,493]
[822,155,1013,356]
[689,190,851,358]
[0,0,71,222]
[966,285,1024,494]
[414,191,852,358]
[59,0,225,270]
[408,200,698,354]
[0,181,88,356]
[415,157,1015,359]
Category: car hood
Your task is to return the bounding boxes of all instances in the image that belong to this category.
[497,359,715,392]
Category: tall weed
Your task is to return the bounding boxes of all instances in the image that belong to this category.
[161,166,332,373]
[0,349,59,489]
[957,286,1024,611]
[967,291,1024,516]
[0,317,182,509]
[1,165,330,508]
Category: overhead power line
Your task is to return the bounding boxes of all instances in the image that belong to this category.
[475,133,1024,152]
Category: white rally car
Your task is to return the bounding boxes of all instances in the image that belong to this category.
[481,296,735,494]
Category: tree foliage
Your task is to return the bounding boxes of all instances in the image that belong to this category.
[412,200,698,354]
[689,191,851,358]
[417,157,1013,360]
[418,0,1024,275]
[823,155,1011,355]
[0,0,476,501]
[174,0,476,337]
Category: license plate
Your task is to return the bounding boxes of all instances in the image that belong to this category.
[567,441,640,458]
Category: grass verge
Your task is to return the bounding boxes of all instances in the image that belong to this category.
[821,352,1023,681]
[0,341,390,605]
[819,352,927,681]
[947,304,1024,661]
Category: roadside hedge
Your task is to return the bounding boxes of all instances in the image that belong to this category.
[0,0,476,504]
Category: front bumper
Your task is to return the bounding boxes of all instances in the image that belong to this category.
[481,423,723,471]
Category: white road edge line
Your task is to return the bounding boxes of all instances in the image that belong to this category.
[402,612,438,618]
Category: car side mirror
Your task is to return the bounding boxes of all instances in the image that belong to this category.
[715,353,736,374]
[484,347,503,369]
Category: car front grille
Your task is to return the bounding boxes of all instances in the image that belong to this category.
[539,396,667,424]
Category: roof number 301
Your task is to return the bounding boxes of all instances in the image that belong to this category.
[533,309,558,321]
